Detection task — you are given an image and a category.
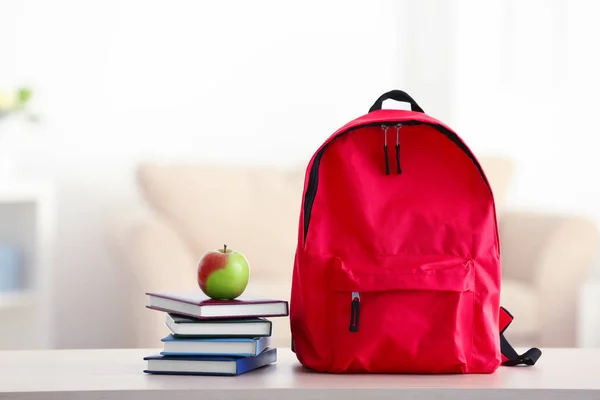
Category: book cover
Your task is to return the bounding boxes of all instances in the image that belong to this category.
[146,290,289,319]
[148,290,287,306]
[144,347,277,376]
[160,334,270,357]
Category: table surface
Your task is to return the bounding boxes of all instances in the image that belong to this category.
[1,348,599,400]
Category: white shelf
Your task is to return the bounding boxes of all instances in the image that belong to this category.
[0,291,34,309]
[0,180,55,349]
[578,279,600,347]
[0,181,53,203]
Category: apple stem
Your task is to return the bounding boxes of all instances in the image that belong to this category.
[224,244,227,253]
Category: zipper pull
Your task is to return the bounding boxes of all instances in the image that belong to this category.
[381,125,390,175]
[349,292,360,332]
[395,123,402,174]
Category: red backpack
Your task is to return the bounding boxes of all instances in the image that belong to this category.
[289,90,541,374]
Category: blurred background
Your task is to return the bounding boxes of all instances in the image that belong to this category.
[1,0,600,351]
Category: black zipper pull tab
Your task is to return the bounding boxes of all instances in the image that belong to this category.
[382,125,390,175]
[349,292,360,332]
[395,123,402,174]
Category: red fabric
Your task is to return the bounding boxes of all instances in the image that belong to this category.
[499,307,515,364]
[290,109,502,374]
[499,307,514,334]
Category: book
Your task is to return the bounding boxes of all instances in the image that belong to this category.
[161,334,270,357]
[146,290,289,319]
[165,313,272,337]
[144,347,277,376]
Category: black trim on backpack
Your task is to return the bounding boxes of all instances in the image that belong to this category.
[369,90,425,113]
[499,306,542,367]
[500,334,542,366]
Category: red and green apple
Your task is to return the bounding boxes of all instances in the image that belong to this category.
[197,244,250,300]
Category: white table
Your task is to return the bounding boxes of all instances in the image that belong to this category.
[0,348,599,400]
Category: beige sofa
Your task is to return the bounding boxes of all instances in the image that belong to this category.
[111,157,599,349]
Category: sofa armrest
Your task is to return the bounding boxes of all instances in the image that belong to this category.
[108,210,198,347]
[499,211,599,346]
[110,212,294,348]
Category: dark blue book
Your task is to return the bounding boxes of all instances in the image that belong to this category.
[160,334,270,357]
[144,347,277,376]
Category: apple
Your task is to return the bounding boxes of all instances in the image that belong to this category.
[197,244,250,300]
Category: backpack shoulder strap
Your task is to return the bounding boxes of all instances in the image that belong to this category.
[499,306,542,366]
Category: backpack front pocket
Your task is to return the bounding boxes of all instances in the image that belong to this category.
[327,255,475,373]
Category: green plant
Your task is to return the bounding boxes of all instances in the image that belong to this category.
[0,87,33,115]
[0,87,39,123]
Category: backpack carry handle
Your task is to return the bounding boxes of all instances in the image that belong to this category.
[369,90,425,113]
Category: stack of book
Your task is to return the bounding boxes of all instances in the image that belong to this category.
[142,290,289,376]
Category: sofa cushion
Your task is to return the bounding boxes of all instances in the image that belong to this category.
[136,163,305,283]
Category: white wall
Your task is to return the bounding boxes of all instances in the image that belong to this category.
[1,0,404,348]
[452,0,600,221]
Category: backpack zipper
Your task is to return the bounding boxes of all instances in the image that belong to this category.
[350,292,361,332]
[395,123,402,174]
[382,125,390,175]
[301,120,494,244]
